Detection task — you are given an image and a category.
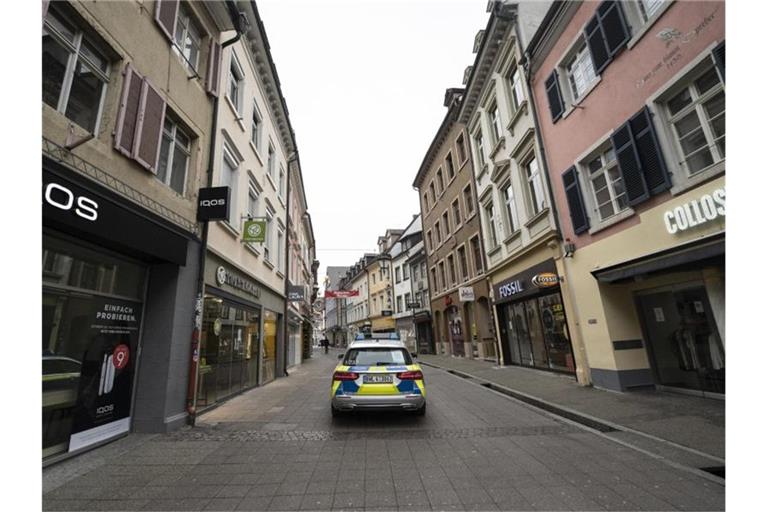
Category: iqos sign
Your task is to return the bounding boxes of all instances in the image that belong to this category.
[663,188,725,234]
[44,182,99,221]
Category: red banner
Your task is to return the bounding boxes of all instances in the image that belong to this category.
[324,290,359,298]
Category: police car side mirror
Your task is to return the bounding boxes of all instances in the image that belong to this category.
[411,352,418,358]
[337,354,344,359]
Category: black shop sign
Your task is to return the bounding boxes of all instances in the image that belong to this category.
[493,259,561,305]
[197,186,231,221]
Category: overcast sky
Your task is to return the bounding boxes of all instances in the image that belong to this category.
[256,0,490,288]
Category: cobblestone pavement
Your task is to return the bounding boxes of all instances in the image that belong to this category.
[43,352,724,511]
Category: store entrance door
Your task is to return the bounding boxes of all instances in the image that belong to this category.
[447,306,465,357]
[637,285,725,395]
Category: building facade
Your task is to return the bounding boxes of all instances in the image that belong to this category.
[414,89,494,360]
[528,0,725,395]
[340,255,374,341]
[42,0,235,462]
[391,218,421,352]
[323,266,349,346]
[460,0,586,379]
[406,230,433,355]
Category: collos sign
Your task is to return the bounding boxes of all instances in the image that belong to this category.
[663,188,725,234]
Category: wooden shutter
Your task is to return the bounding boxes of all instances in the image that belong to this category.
[562,166,590,235]
[545,70,565,123]
[206,39,222,97]
[629,107,670,195]
[585,16,610,74]
[114,64,144,158]
[155,0,179,41]
[133,80,167,173]
[598,1,630,57]
[713,41,725,84]
[611,122,649,205]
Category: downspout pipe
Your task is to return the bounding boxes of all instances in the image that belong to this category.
[283,152,297,377]
[186,5,244,427]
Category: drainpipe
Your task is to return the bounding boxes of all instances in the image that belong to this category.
[282,152,297,376]
[185,9,243,426]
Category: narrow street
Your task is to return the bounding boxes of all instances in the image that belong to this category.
[44,351,724,511]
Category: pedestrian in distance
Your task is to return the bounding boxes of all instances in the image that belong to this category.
[321,337,330,354]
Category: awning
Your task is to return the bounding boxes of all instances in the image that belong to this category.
[591,233,724,284]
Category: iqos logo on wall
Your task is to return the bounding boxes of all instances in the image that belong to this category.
[44,182,99,221]
[663,188,725,234]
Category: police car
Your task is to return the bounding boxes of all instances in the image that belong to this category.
[331,333,426,417]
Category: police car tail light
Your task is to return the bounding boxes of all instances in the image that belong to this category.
[333,371,359,381]
[397,370,423,380]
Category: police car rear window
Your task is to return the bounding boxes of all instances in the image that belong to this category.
[344,348,412,366]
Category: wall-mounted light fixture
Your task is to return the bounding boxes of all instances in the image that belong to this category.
[564,239,576,258]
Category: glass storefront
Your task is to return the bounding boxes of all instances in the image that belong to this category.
[498,290,575,373]
[198,296,261,409]
[262,310,278,384]
[43,234,146,460]
[447,306,465,357]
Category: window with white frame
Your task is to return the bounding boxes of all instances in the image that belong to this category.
[586,147,629,221]
[396,295,403,314]
[501,181,519,234]
[429,182,436,203]
[445,152,455,180]
[227,53,244,114]
[247,183,259,217]
[508,66,525,111]
[665,64,725,176]
[157,117,190,195]
[523,155,547,215]
[267,144,276,181]
[434,222,441,244]
[403,265,409,281]
[251,102,262,150]
[447,255,456,285]
[463,185,475,217]
[488,101,503,145]
[264,207,274,262]
[404,292,411,309]
[638,0,665,22]
[277,227,285,273]
[172,4,202,72]
[566,42,597,101]
[458,246,468,281]
[474,130,486,169]
[442,211,450,238]
[438,262,446,291]
[452,199,461,229]
[470,236,484,274]
[43,6,109,133]
[456,133,467,163]
[437,169,444,194]
[395,267,401,283]
[279,166,286,198]
[484,202,499,248]
[221,146,239,226]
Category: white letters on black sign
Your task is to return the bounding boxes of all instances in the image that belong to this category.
[45,182,99,221]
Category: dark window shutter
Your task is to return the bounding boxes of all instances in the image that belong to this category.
[585,16,610,74]
[629,107,669,195]
[598,1,631,57]
[562,166,590,235]
[133,80,166,174]
[545,70,565,122]
[611,122,649,205]
[206,39,222,97]
[114,64,144,158]
[713,41,725,83]
[155,0,179,41]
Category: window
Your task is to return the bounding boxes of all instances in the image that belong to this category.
[452,199,462,228]
[586,148,629,221]
[173,5,202,72]
[457,133,467,163]
[485,203,499,248]
[251,102,262,150]
[279,166,286,198]
[429,182,436,204]
[458,246,468,281]
[157,117,190,195]
[413,263,420,281]
[427,230,433,253]
[474,131,486,168]
[403,265,409,281]
[488,101,503,144]
[638,0,665,21]
[264,207,274,262]
[430,268,438,292]
[436,169,444,194]
[372,273,376,284]
[442,212,450,238]
[566,43,597,101]
[404,293,411,309]
[447,255,456,285]
[463,185,475,217]
[502,182,518,234]
[395,267,402,283]
[438,262,446,291]
[227,53,244,114]
[445,153,455,180]
[267,144,276,181]
[396,295,403,313]
[666,65,725,175]
[434,222,441,244]
[423,193,430,211]
[43,7,109,132]
[509,67,525,111]
[277,228,285,273]
[247,183,260,220]
[221,146,239,227]
[470,236,484,274]
[524,156,547,214]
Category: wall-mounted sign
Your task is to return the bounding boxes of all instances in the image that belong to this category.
[324,290,360,298]
[196,186,230,221]
[406,301,421,309]
[243,219,266,243]
[214,265,261,298]
[459,287,475,302]
[287,285,305,302]
[381,310,393,317]
[532,272,560,288]
[498,280,524,299]
[663,188,725,234]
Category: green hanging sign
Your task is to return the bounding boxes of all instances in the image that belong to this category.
[243,219,266,243]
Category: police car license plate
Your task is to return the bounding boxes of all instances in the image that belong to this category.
[363,374,393,384]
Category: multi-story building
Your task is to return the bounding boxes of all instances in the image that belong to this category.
[199,0,305,410]
[366,230,402,333]
[460,1,586,377]
[405,223,433,354]
[340,255,375,340]
[528,1,725,395]
[391,218,422,352]
[42,0,236,462]
[414,89,494,359]
[324,266,349,346]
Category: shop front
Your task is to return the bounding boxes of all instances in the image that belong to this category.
[43,158,196,462]
[199,253,284,410]
[431,280,493,359]
[494,260,576,375]
[413,311,434,354]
